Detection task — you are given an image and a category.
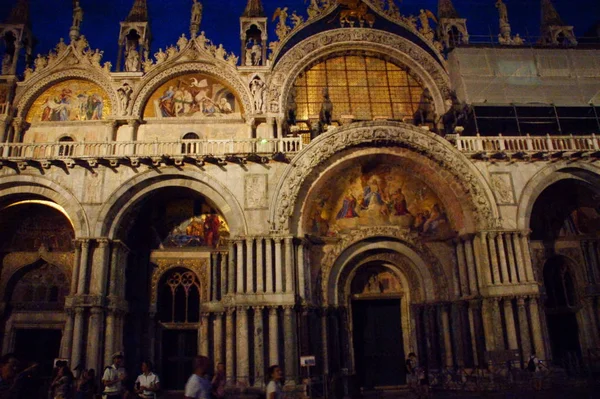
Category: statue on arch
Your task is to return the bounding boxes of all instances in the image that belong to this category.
[125,48,140,72]
[191,0,203,25]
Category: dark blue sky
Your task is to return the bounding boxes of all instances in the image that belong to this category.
[1,0,599,67]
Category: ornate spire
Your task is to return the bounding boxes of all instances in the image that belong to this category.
[437,0,460,19]
[242,0,265,18]
[5,0,30,26]
[541,0,565,28]
[126,0,149,22]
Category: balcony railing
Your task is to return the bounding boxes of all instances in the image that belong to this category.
[0,137,303,167]
[450,133,600,159]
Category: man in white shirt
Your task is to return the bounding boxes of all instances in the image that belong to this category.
[102,352,127,398]
[184,355,211,399]
[135,360,160,398]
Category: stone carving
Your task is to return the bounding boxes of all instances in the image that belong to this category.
[245,174,268,209]
[70,1,84,41]
[125,48,140,72]
[418,9,437,41]
[150,258,209,306]
[270,122,496,232]
[336,0,376,28]
[268,29,450,115]
[490,173,516,205]
[190,0,203,38]
[273,7,291,40]
[245,40,262,66]
[290,11,305,28]
[250,77,266,114]
[117,83,133,116]
[177,34,189,51]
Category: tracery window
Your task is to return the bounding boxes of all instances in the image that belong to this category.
[158,268,201,323]
[11,263,68,310]
[293,55,424,122]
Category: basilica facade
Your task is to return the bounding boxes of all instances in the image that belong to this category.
[0,0,599,392]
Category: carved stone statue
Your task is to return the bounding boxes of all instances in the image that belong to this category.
[319,87,333,127]
[125,48,140,72]
[191,0,203,24]
[214,44,226,60]
[273,7,291,40]
[166,45,177,58]
[245,49,253,66]
[496,0,509,27]
[250,77,266,114]
[34,54,47,71]
[117,83,133,115]
[251,41,262,66]
[154,48,167,64]
[72,1,84,30]
[307,0,321,19]
[226,53,239,67]
[290,11,305,28]
[2,53,13,75]
[55,38,67,55]
[177,34,189,50]
[418,9,437,40]
[387,0,400,18]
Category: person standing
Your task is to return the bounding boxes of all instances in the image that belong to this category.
[265,365,283,399]
[211,363,225,399]
[102,353,127,399]
[75,369,96,399]
[50,362,74,399]
[405,353,418,389]
[184,356,211,399]
[134,361,160,399]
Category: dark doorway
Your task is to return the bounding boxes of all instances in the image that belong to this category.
[546,313,581,363]
[352,299,405,388]
[14,328,62,376]
[161,329,198,390]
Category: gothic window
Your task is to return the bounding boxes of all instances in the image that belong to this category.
[544,257,577,309]
[58,136,74,157]
[11,263,68,310]
[158,268,201,323]
[293,55,425,122]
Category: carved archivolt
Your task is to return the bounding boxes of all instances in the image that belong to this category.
[130,62,253,119]
[269,121,498,233]
[15,64,117,120]
[150,258,209,307]
[269,29,450,114]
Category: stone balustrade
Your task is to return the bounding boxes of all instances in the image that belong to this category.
[450,133,600,159]
[0,137,303,168]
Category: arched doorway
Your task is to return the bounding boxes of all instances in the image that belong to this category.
[349,262,408,388]
[542,256,581,365]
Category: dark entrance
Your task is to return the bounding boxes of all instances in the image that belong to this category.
[14,328,62,377]
[352,299,405,388]
[161,329,198,390]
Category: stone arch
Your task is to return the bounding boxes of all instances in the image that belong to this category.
[94,168,247,239]
[516,162,600,231]
[130,62,253,119]
[269,121,498,233]
[268,29,450,115]
[14,68,117,120]
[0,175,89,237]
[326,237,445,306]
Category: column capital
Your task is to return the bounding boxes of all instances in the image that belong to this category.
[282,305,294,314]
[516,296,527,307]
[200,312,211,318]
[226,307,236,316]
[236,306,249,313]
[253,305,265,311]
[90,307,104,315]
[96,238,111,247]
[127,119,141,128]
[214,311,224,317]
[268,306,279,314]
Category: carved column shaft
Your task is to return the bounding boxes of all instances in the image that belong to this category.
[464,238,478,295]
[265,238,274,293]
[496,234,509,284]
[456,240,469,297]
[529,298,546,360]
[90,239,110,295]
[511,233,525,283]
[228,241,235,294]
[225,309,235,384]
[108,244,120,297]
[505,235,518,284]
[517,298,531,358]
[487,234,501,285]
[320,308,329,375]
[256,238,264,293]
[237,308,250,383]
[70,308,85,368]
[200,313,210,356]
[503,298,518,350]
[269,307,279,367]
[441,305,453,367]
[213,313,224,365]
[60,310,75,360]
[246,238,255,293]
[77,240,90,294]
[467,302,479,366]
[274,239,283,293]
[211,253,219,301]
[520,233,535,282]
[254,307,265,387]
[284,238,294,293]
[478,232,493,285]
[283,306,296,382]
[87,307,105,372]
[70,241,82,295]
[481,299,496,351]
[220,253,228,298]
[236,240,244,293]
[104,311,116,367]
[297,243,305,300]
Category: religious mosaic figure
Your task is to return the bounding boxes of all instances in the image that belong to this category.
[40,88,103,122]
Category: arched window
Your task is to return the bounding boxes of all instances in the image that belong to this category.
[544,257,577,309]
[58,136,75,157]
[158,268,200,323]
[11,263,69,310]
[181,132,200,155]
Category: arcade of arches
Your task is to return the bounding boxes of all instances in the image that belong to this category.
[0,0,599,392]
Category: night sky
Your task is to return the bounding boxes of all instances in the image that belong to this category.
[1,0,599,67]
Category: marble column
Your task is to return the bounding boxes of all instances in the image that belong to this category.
[320,308,329,375]
[256,238,264,293]
[529,297,546,360]
[108,244,120,297]
[487,233,501,285]
[220,253,228,299]
[211,253,219,301]
[467,301,479,366]
[456,239,469,296]
[213,313,224,365]
[496,234,509,284]
[59,309,75,359]
[236,240,245,293]
[90,239,110,295]
[87,307,105,372]
[71,307,85,369]
[274,239,283,293]
[472,234,487,289]
[77,240,90,294]
[70,241,82,295]
[583,298,599,348]
[225,308,235,384]
[478,232,493,285]
[519,232,535,282]
[254,307,265,387]
[297,242,305,300]
[200,313,210,356]
[511,233,525,283]
[283,306,297,382]
[481,299,496,351]
[284,238,294,293]
[441,305,454,367]
[491,299,503,349]
[464,238,478,295]
[503,298,518,350]
[517,297,531,359]
[505,234,518,284]
[450,303,465,367]
[246,238,255,293]
[265,238,274,293]
[228,241,235,294]
[268,307,279,366]
[237,307,250,384]
[104,311,116,366]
